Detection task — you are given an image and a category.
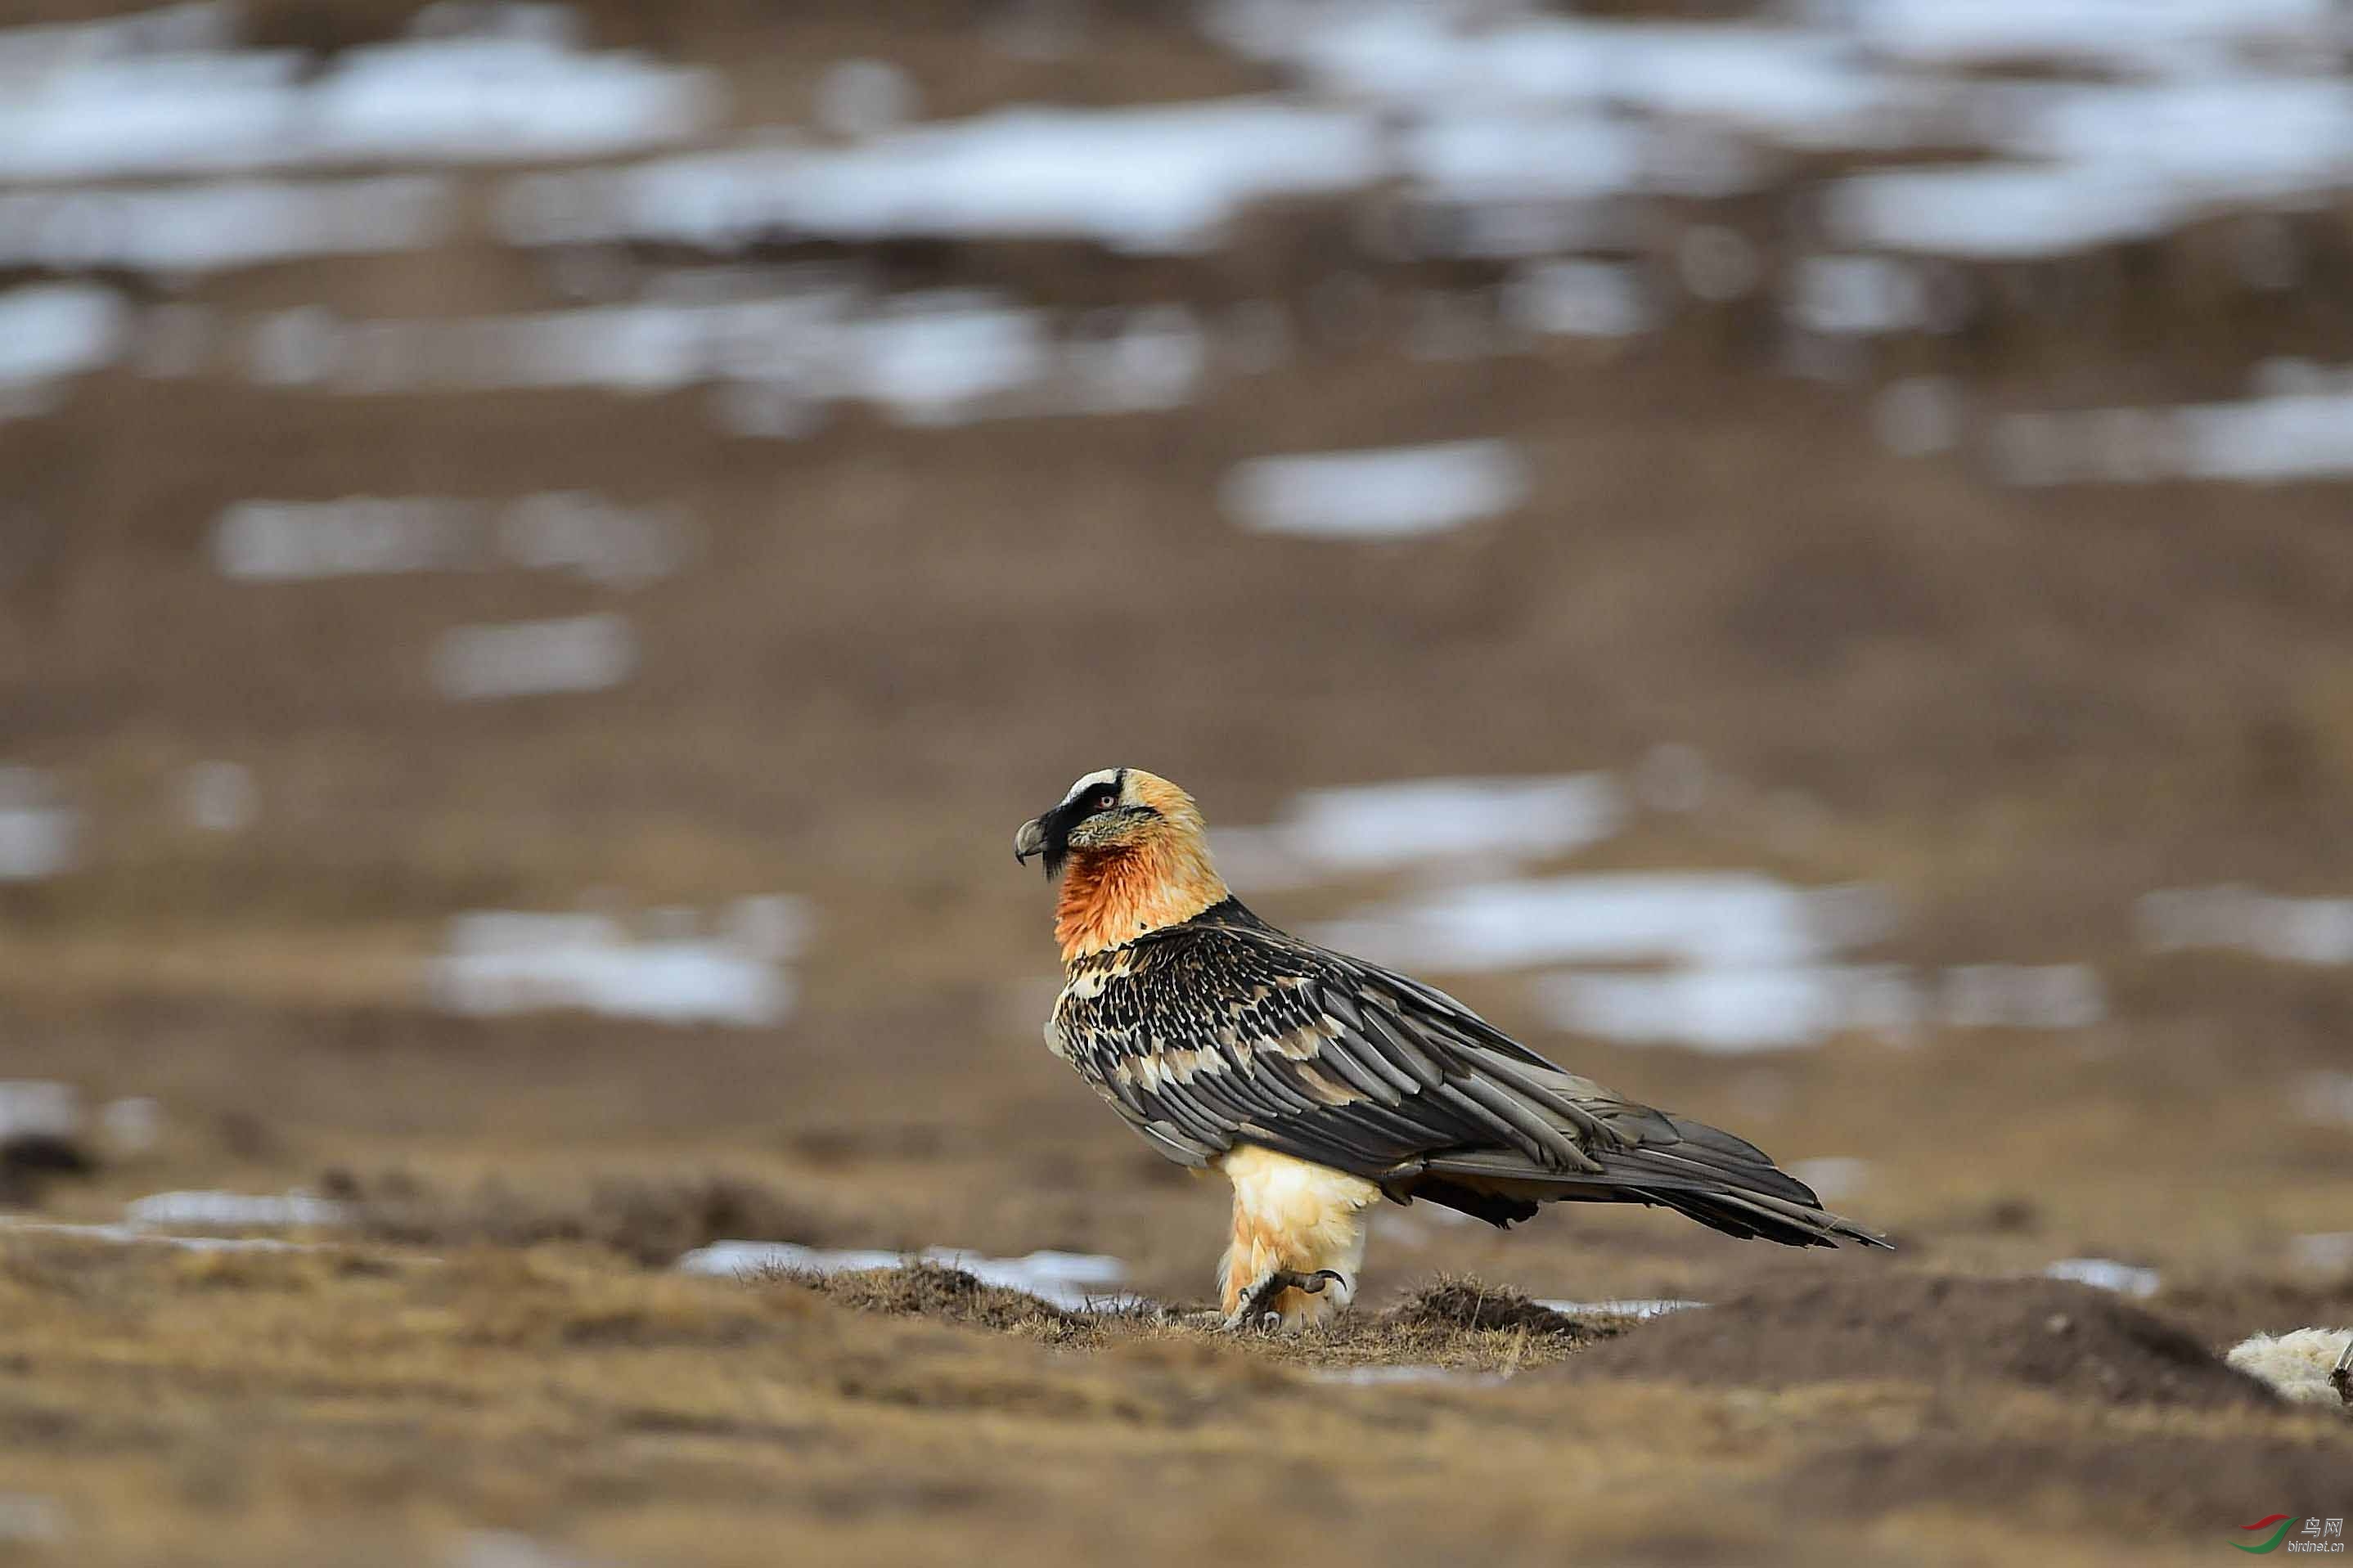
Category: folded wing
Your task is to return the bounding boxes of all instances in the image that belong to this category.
[1048,901,1888,1250]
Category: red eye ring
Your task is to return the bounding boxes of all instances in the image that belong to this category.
[1096,793,1118,810]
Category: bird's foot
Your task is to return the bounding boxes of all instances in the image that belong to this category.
[2332,1333,2352,1409]
[1222,1269,1347,1335]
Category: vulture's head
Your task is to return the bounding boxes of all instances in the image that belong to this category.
[1014,767,1207,879]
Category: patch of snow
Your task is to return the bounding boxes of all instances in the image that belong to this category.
[2044,1257,2160,1298]
[675,1241,1136,1312]
[431,613,635,701]
[1316,873,1892,973]
[0,1081,79,1140]
[1538,1298,1706,1320]
[1854,0,2337,74]
[1991,78,2353,204]
[214,494,691,586]
[1538,963,1919,1053]
[1306,1364,1513,1386]
[2297,1072,2353,1128]
[502,100,1383,255]
[844,296,1051,424]
[0,1220,326,1253]
[1222,439,1530,539]
[0,38,717,182]
[2292,1233,2353,1273]
[1938,964,2106,1031]
[2139,886,2353,964]
[1267,15,1902,151]
[0,1494,66,1545]
[124,1190,351,1229]
[1285,775,1622,874]
[0,177,448,276]
[1825,164,2180,260]
[428,907,795,1027]
[0,768,79,882]
[0,283,126,389]
[1788,255,1928,337]
[178,761,257,833]
[1504,260,1652,339]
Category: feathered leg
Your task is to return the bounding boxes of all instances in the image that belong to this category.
[1216,1145,1379,1333]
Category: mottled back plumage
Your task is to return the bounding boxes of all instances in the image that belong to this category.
[1048,896,1887,1249]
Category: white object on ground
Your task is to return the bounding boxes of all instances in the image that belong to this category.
[0,284,126,388]
[1222,440,1530,540]
[675,1241,1136,1312]
[1539,1298,1706,1320]
[498,99,1382,255]
[431,614,635,701]
[124,1190,351,1229]
[427,910,794,1027]
[1316,873,1892,973]
[0,1082,79,1140]
[0,177,448,276]
[2043,1257,2160,1297]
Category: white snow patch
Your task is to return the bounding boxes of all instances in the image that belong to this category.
[0,283,126,389]
[1316,873,1892,973]
[178,760,257,833]
[2044,1257,2160,1298]
[0,38,717,182]
[431,613,635,701]
[1306,1364,1513,1387]
[1539,964,1919,1054]
[0,1081,79,1141]
[427,905,802,1027]
[0,768,79,882]
[1853,0,2337,74]
[675,1241,1136,1312]
[124,1190,351,1229]
[0,1494,66,1545]
[0,177,448,276]
[1222,439,1529,539]
[0,1220,326,1254]
[501,100,1382,255]
[1539,1297,1706,1320]
[214,493,690,586]
[1505,260,1653,339]
[2292,1233,2353,1273]
[1825,164,2180,260]
[2140,886,2353,964]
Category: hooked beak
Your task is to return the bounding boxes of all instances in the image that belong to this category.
[1013,816,1047,865]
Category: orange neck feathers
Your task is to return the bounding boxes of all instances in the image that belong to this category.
[1055,833,1226,963]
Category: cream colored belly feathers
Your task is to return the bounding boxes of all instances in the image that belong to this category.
[1215,1146,1380,1331]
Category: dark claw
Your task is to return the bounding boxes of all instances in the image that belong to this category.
[2332,1335,2352,1408]
[1236,1268,1347,1324]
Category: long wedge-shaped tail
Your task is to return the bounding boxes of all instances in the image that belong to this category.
[1418,1104,1892,1249]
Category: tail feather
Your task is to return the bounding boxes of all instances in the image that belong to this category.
[1412,1101,1892,1250]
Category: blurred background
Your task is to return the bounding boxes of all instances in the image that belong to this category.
[3,0,2353,1559]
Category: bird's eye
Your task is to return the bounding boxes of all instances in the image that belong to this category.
[1095,792,1118,811]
